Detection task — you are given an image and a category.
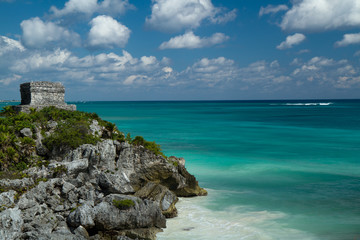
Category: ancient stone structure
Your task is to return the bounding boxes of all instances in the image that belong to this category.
[13,81,76,113]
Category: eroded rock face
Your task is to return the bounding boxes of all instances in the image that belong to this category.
[0,125,207,240]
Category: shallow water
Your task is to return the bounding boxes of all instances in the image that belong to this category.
[2,100,360,239]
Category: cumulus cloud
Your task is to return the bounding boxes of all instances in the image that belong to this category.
[159,31,229,49]
[180,57,238,87]
[237,60,290,84]
[277,33,306,50]
[20,17,80,48]
[50,0,133,18]
[335,33,360,47]
[259,4,288,17]
[11,49,71,73]
[146,0,236,32]
[88,15,130,49]
[281,0,360,31]
[2,34,360,96]
[292,56,360,88]
[2,43,173,88]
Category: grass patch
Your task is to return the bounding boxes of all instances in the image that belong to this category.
[113,199,135,210]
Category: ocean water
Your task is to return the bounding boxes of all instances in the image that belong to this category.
[1,100,360,239]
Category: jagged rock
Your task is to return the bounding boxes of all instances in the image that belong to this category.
[65,159,89,176]
[74,225,90,239]
[20,128,33,138]
[0,208,23,240]
[0,178,35,190]
[67,194,166,235]
[0,190,16,209]
[0,104,206,239]
[92,194,166,231]
[68,202,96,229]
[89,120,103,137]
[97,172,134,194]
[47,120,58,130]
[135,182,178,218]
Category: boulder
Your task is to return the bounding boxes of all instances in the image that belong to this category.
[20,128,32,138]
[135,182,178,218]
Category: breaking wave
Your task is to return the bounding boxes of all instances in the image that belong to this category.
[157,189,317,240]
[284,102,332,106]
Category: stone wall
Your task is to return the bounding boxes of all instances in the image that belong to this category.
[20,82,66,105]
[14,81,76,113]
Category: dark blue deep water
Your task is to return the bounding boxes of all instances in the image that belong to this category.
[2,100,359,239]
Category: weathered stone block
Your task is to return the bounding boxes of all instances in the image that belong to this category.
[13,81,76,113]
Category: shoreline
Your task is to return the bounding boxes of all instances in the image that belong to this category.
[158,189,318,240]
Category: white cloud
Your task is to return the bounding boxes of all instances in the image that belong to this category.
[50,0,133,18]
[210,9,237,24]
[259,4,288,17]
[88,15,130,49]
[281,0,360,31]
[123,75,148,85]
[2,34,360,95]
[237,60,290,84]
[0,74,21,86]
[277,33,306,50]
[335,33,360,47]
[159,31,229,49]
[0,36,25,56]
[181,57,238,86]
[146,0,236,32]
[4,46,173,88]
[20,17,80,48]
[11,49,72,73]
[292,56,360,88]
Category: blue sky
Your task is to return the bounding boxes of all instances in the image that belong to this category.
[0,0,359,101]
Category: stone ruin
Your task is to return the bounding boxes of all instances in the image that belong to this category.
[13,81,76,113]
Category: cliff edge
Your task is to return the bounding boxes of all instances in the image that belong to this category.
[0,106,207,240]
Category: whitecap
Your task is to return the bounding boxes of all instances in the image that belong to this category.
[284,103,332,106]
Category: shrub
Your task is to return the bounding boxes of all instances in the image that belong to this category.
[125,133,132,142]
[0,105,166,175]
[52,165,67,177]
[131,136,165,158]
[43,120,100,152]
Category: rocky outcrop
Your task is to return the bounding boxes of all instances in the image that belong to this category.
[0,120,207,240]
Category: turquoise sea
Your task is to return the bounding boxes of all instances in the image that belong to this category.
[1,100,360,239]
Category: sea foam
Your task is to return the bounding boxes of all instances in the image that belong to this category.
[157,189,317,240]
[284,102,332,106]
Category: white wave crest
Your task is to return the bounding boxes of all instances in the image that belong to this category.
[285,102,332,106]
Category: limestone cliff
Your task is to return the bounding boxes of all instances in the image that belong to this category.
[0,106,206,240]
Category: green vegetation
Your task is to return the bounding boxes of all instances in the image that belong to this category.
[0,105,165,177]
[112,199,135,210]
[43,119,100,153]
[128,134,166,158]
[167,159,178,167]
[0,106,124,174]
[52,165,67,177]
